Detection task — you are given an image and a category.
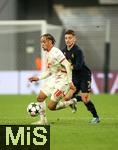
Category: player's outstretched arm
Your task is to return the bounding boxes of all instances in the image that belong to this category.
[29,69,52,83]
[39,69,52,80]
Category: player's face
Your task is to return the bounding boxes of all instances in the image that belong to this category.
[40,36,51,51]
[65,34,76,48]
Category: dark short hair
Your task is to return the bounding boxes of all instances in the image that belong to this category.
[65,30,75,36]
[41,33,56,45]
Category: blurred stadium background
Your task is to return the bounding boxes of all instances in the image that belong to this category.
[0,0,118,94]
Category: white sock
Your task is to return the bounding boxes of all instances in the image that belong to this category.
[36,101,46,121]
[56,100,73,110]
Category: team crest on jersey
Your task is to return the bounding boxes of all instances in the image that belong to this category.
[71,54,74,58]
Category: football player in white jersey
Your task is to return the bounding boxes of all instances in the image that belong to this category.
[29,33,77,125]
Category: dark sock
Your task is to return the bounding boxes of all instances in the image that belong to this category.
[85,101,99,118]
[72,94,82,102]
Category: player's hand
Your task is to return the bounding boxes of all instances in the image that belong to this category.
[69,82,76,92]
[28,77,39,82]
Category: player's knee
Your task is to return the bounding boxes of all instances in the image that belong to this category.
[48,101,56,110]
[81,95,89,103]
[37,91,47,102]
[37,96,45,102]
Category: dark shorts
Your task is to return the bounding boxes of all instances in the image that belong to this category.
[73,75,91,93]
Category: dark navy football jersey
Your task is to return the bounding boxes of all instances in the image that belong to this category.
[62,44,91,83]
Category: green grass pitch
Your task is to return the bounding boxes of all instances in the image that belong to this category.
[0,94,118,150]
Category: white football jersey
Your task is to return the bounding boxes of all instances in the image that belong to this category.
[46,47,67,76]
[40,47,72,97]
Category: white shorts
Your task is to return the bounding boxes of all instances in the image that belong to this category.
[41,74,70,102]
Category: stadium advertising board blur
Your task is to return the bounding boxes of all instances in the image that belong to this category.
[0,71,19,94]
[92,71,118,94]
[0,71,117,94]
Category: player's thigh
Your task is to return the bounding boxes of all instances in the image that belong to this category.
[64,80,77,101]
[48,86,66,110]
[79,77,91,93]
[51,81,69,103]
[40,78,55,98]
[64,89,75,101]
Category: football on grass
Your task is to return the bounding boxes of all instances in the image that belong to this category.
[27,102,40,117]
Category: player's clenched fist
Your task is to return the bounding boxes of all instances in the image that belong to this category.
[28,76,39,82]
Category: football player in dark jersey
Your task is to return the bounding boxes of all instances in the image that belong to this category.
[62,30,100,124]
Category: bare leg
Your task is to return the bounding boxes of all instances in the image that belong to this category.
[33,90,48,125]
